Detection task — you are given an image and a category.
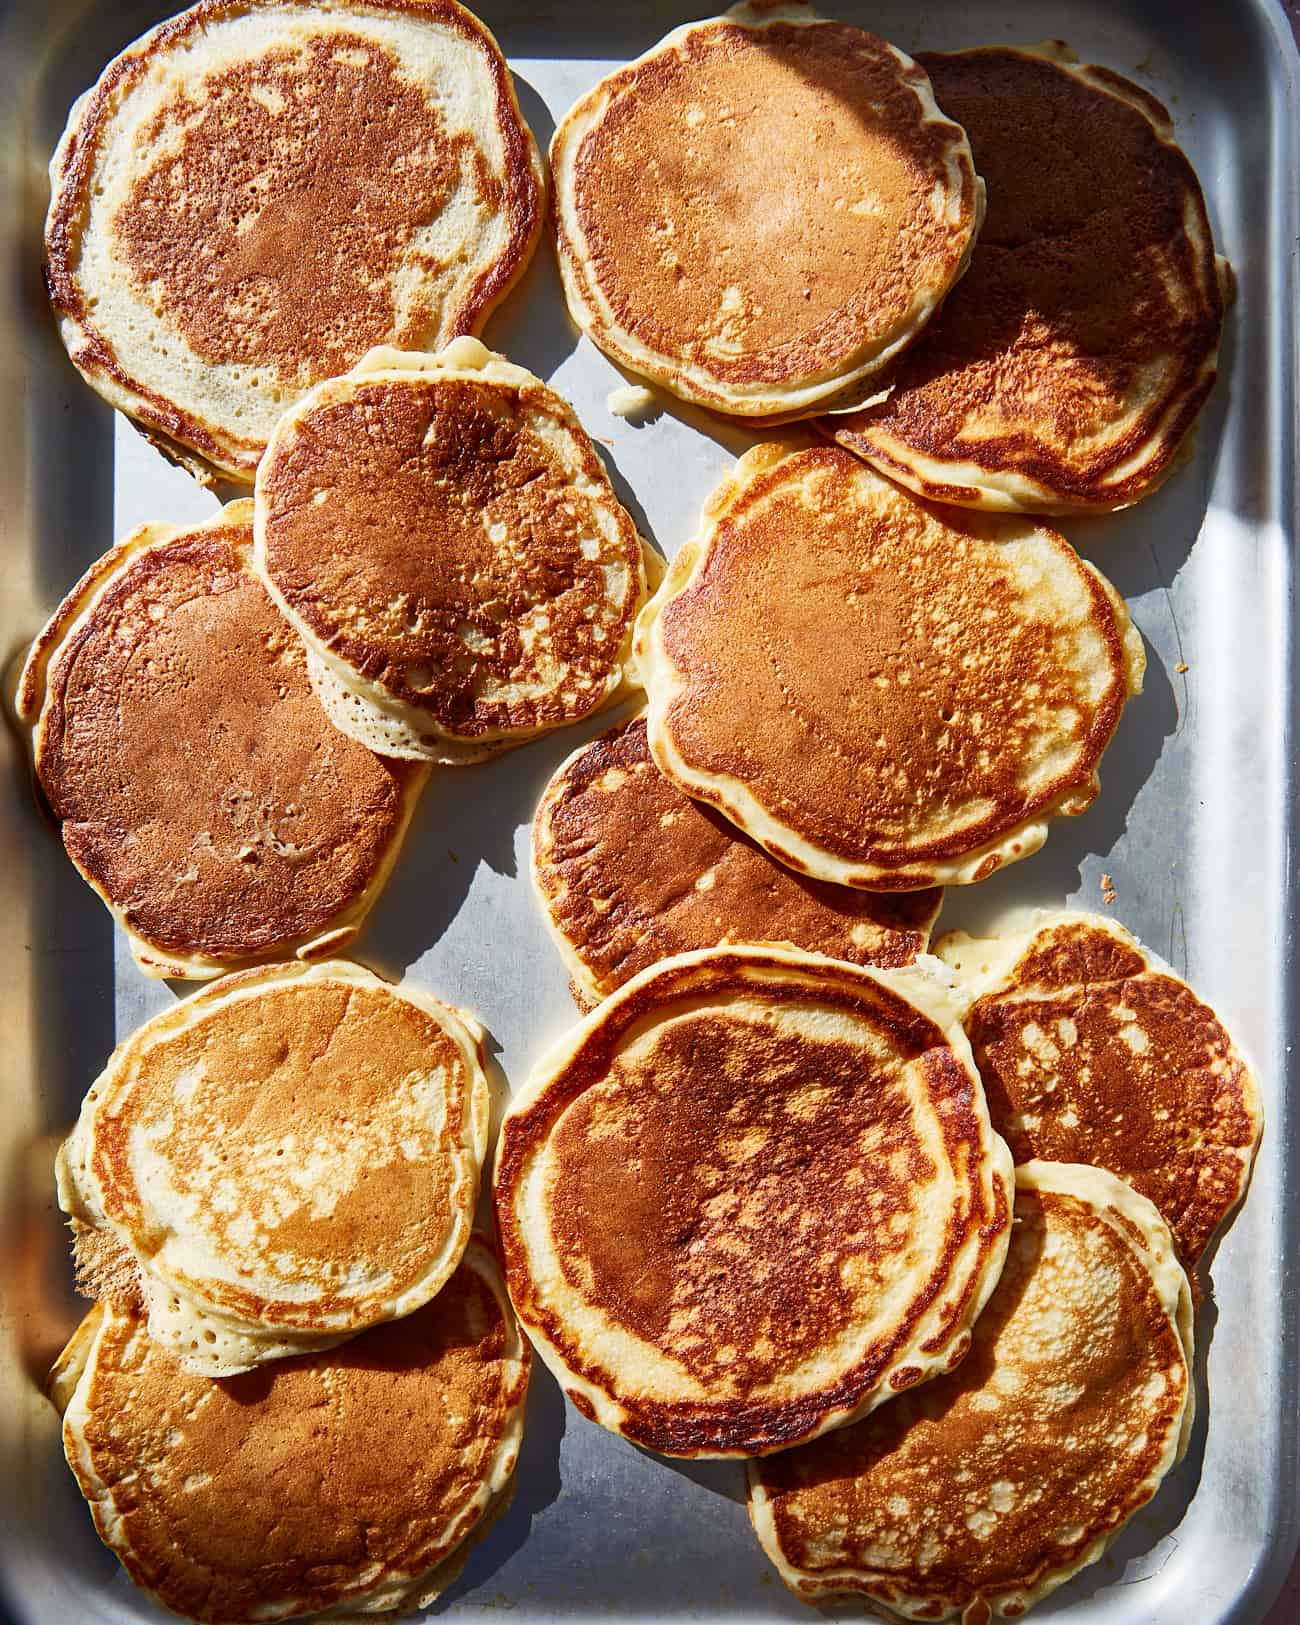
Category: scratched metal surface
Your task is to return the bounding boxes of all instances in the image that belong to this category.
[0,1,1297,1621]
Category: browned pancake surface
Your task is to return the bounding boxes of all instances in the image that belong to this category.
[565,17,976,391]
[66,1256,523,1623]
[656,446,1130,879]
[964,920,1259,1262]
[754,1184,1188,1609]
[47,0,541,465]
[497,952,1009,1456]
[827,49,1225,507]
[536,716,940,1002]
[259,375,640,737]
[84,976,468,1327]
[31,521,414,961]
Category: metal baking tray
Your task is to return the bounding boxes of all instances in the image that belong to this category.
[1,0,1297,1620]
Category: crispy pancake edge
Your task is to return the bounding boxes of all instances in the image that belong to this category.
[530,711,944,1008]
[936,908,1264,1263]
[822,43,1230,514]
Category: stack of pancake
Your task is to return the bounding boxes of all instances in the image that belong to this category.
[29,0,1258,1621]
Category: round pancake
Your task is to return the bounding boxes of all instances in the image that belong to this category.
[635,441,1145,891]
[53,1237,529,1622]
[254,340,647,760]
[749,1161,1194,1619]
[56,960,491,1377]
[16,501,424,980]
[824,43,1230,513]
[533,713,943,1008]
[550,2,983,418]
[936,911,1262,1263]
[494,946,1013,1459]
[45,0,543,486]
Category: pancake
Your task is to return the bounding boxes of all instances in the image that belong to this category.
[749,1160,1194,1619]
[494,946,1013,1459]
[45,0,543,486]
[52,1236,529,1622]
[936,911,1263,1263]
[57,959,491,1377]
[253,340,648,761]
[550,2,983,418]
[533,713,943,1008]
[16,501,424,980]
[824,43,1231,513]
[635,441,1144,891]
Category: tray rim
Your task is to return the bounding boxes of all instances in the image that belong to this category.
[1,1,1299,1622]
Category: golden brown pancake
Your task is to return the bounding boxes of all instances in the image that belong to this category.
[749,1161,1194,1619]
[16,502,423,979]
[45,0,543,484]
[937,912,1263,1263]
[824,43,1230,513]
[57,960,491,1377]
[53,1237,529,1621]
[635,441,1145,891]
[550,2,983,418]
[533,713,943,1007]
[254,341,647,761]
[495,946,1013,1459]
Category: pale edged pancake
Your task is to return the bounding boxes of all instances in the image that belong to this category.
[495,946,1013,1459]
[634,441,1144,891]
[550,2,983,418]
[45,0,543,485]
[51,1236,529,1622]
[937,911,1262,1263]
[824,43,1230,513]
[254,340,648,761]
[533,713,943,1008]
[57,959,490,1377]
[16,502,424,980]
[748,1160,1194,1619]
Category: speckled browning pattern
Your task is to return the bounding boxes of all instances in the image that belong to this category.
[827,47,1227,510]
[955,917,1261,1262]
[752,1180,1190,1617]
[60,1243,528,1623]
[534,715,941,1004]
[646,444,1137,886]
[257,372,643,738]
[77,972,478,1329]
[23,512,418,966]
[553,8,980,412]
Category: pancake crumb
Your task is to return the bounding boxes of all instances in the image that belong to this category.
[1175,662,1189,673]
[607,384,657,421]
[1100,874,1116,905]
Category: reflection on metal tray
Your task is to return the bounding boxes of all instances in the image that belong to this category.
[0,1,1297,1621]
